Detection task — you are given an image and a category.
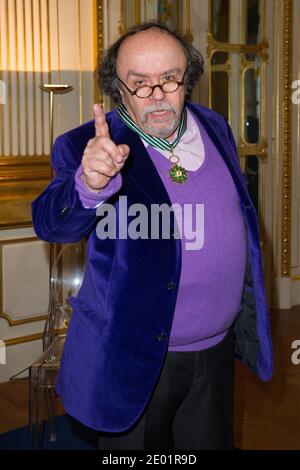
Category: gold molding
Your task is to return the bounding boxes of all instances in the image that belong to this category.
[95,0,104,107]
[0,313,47,327]
[211,62,232,73]
[271,0,281,280]
[3,328,66,347]
[207,33,269,62]
[0,237,49,326]
[0,183,51,228]
[117,1,193,40]
[281,0,293,277]
[77,0,83,125]
[3,332,43,346]
[207,0,269,267]
[0,157,51,227]
[119,0,126,36]
[93,0,98,104]
[183,0,193,43]
[237,139,268,158]
[0,156,51,182]
[134,0,141,25]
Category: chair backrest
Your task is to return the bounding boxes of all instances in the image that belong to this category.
[43,241,86,351]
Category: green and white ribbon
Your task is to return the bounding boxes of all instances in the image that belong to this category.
[118,104,188,184]
[118,104,186,151]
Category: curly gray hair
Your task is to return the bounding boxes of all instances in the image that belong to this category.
[97,22,204,104]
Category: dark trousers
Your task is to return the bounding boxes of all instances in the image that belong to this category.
[98,329,235,450]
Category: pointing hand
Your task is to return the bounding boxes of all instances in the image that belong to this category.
[81,104,130,192]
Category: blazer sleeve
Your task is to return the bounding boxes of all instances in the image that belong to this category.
[31,133,98,243]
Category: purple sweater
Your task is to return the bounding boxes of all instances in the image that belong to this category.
[147,119,246,351]
[75,117,246,352]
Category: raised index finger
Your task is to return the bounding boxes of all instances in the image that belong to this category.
[93,103,110,138]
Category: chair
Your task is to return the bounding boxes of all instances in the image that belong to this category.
[29,241,86,448]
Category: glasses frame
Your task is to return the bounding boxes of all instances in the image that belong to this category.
[116,69,187,99]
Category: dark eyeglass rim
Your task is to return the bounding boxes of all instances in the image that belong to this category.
[116,69,187,98]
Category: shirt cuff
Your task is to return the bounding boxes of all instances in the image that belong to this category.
[74,165,122,209]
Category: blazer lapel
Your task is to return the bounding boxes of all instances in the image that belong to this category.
[109,103,251,209]
[109,110,173,207]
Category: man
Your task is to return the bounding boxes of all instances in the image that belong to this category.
[32,22,273,450]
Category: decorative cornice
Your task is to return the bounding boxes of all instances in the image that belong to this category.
[281,0,293,276]
[3,328,66,347]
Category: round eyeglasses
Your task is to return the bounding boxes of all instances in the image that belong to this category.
[116,69,187,99]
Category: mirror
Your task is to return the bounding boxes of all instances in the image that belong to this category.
[211,0,229,42]
[246,0,261,45]
[244,64,260,144]
[124,0,184,32]
[245,155,259,213]
[211,0,260,45]
[212,51,228,65]
[211,71,229,120]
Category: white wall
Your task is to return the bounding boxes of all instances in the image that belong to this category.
[0,228,49,382]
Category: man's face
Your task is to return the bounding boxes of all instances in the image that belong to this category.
[116,28,187,140]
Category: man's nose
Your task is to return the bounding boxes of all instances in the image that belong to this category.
[151,85,165,101]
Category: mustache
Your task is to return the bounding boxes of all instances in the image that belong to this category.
[141,103,176,121]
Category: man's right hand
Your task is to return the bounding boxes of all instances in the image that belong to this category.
[81,104,130,192]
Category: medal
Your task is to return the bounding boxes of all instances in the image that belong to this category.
[168,152,188,184]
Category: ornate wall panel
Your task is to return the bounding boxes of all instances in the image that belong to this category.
[0,237,50,325]
[0,0,96,228]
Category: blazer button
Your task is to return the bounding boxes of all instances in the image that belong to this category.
[167,281,175,290]
[157,333,166,342]
[60,206,70,217]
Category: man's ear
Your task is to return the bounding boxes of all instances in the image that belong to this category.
[119,89,125,106]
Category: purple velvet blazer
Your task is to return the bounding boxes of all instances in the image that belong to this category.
[32,102,273,432]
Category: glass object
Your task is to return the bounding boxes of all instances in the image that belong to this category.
[29,242,86,448]
[211,71,229,120]
[244,65,260,144]
[245,155,259,213]
[211,0,229,42]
